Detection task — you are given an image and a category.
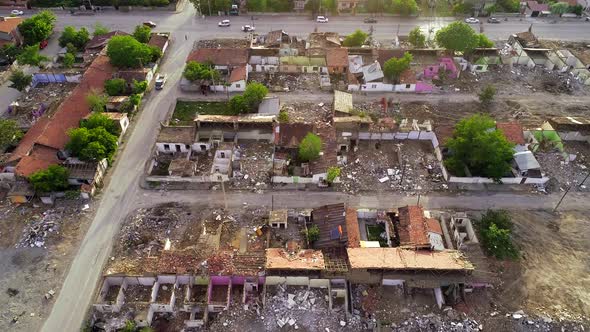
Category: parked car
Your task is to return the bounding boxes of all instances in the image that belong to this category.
[143,21,157,28]
[464,17,480,24]
[241,25,255,32]
[363,17,377,23]
[11,9,24,16]
[155,74,167,90]
[487,17,500,23]
[218,19,231,27]
[316,16,329,23]
[39,40,48,49]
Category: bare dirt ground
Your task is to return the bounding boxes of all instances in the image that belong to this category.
[0,198,96,332]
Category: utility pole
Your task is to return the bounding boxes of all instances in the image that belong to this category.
[553,172,590,212]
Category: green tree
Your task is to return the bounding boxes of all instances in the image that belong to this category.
[28,165,69,193]
[278,110,289,123]
[183,61,221,82]
[66,127,90,155]
[67,127,118,162]
[569,4,583,15]
[0,119,23,151]
[18,10,56,45]
[17,45,48,66]
[107,35,153,68]
[452,1,471,14]
[82,112,120,136]
[9,70,32,92]
[63,53,75,68]
[242,82,268,111]
[497,0,519,12]
[80,141,108,161]
[305,224,320,243]
[326,166,341,183]
[132,80,148,94]
[383,52,413,83]
[58,26,90,50]
[435,21,478,53]
[129,94,142,107]
[408,27,426,48]
[215,0,231,11]
[0,44,22,62]
[104,78,126,96]
[65,42,77,55]
[86,91,108,113]
[93,23,110,37]
[298,132,322,162]
[133,24,152,43]
[190,0,230,15]
[247,0,267,11]
[550,2,569,16]
[477,211,519,260]
[148,45,163,62]
[478,84,496,106]
[477,34,494,48]
[444,114,515,180]
[391,0,418,15]
[229,95,248,115]
[479,209,513,231]
[343,29,369,47]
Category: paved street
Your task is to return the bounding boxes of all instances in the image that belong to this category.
[33,4,590,332]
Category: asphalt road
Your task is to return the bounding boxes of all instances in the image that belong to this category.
[36,4,590,332]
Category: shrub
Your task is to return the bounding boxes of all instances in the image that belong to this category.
[342,29,368,47]
[298,133,322,162]
[63,53,75,68]
[408,27,426,48]
[132,24,151,43]
[326,166,341,183]
[104,78,127,96]
[278,110,289,123]
[183,61,220,82]
[29,165,69,193]
[132,80,148,94]
[86,91,108,112]
[229,95,247,115]
[305,224,320,243]
[9,70,32,91]
[477,210,519,260]
[478,84,496,106]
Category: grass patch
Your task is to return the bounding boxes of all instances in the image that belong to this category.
[172,101,232,125]
[366,224,388,247]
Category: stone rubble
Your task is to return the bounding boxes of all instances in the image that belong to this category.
[16,208,64,249]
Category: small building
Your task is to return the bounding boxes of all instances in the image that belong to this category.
[115,68,153,86]
[148,32,170,54]
[186,48,249,71]
[333,90,353,116]
[326,48,349,74]
[310,203,357,249]
[423,58,459,80]
[168,158,197,177]
[269,209,288,229]
[513,150,541,177]
[469,49,501,73]
[361,61,384,83]
[63,158,108,198]
[548,116,590,142]
[279,55,327,74]
[0,17,23,47]
[156,125,196,154]
[249,48,280,73]
[397,205,445,251]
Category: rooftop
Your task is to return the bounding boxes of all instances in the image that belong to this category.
[307,32,341,49]
[186,48,249,66]
[228,65,247,83]
[333,90,353,114]
[377,49,406,67]
[63,161,100,180]
[346,248,474,271]
[147,33,169,52]
[362,61,384,83]
[0,17,22,33]
[345,208,360,248]
[86,30,128,50]
[397,205,430,249]
[157,126,195,144]
[326,48,349,67]
[496,122,525,145]
[265,248,325,270]
[311,203,348,249]
[14,145,60,177]
[115,68,150,83]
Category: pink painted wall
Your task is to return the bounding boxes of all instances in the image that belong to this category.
[423,58,458,79]
[415,82,433,93]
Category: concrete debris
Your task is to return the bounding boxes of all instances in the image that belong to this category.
[16,208,66,249]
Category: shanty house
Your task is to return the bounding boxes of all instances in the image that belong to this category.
[63,158,108,197]
[326,48,349,74]
[249,48,280,73]
[279,56,327,74]
[156,126,196,155]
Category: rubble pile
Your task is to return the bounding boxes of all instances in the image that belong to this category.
[16,208,64,248]
[249,73,320,92]
[536,152,589,192]
[196,39,249,49]
[390,313,483,332]
[281,102,332,123]
[230,143,273,192]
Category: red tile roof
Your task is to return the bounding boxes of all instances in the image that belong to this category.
[275,123,314,148]
[426,218,443,235]
[228,65,247,83]
[85,30,128,50]
[148,33,168,52]
[326,48,349,68]
[7,116,51,163]
[345,208,360,248]
[377,49,406,67]
[496,122,525,145]
[397,205,430,249]
[15,145,60,177]
[0,17,22,34]
[186,48,249,66]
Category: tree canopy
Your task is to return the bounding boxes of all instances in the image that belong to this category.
[550,2,569,16]
[63,53,75,68]
[477,34,494,48]
[383,52,413,83]
[106,35,153,68]
[0,119,23,152]
[478,84,496,106]
[67,127,118,162]
[435,21,478,53]
[17,44,48,66]
[298,132,322,162]
[82,112,120,136]
[391,0,418,15]
[104,78,127,96]
[444,114,515,180]
[9,70,32,92]
[133,25,152,43]
[58,26,90,51]
[477,210,519,260]
[18,10,56,45]
[86,91,108,113]
[343,29,368,47]
[408,27,426,48]
[183,61,221,82]
[242,82,268,110]
[29,165,69,193]
[0,44,22,63]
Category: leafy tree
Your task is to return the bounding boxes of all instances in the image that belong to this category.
[132,80,148,94]
[278,110,289,123]
[478,84,496,106]
[104,78,126,96]
[408,27,426,48]
[326,166,341,183]
[58,26,90,51]
[28,165,69,193]
[477,34,494,48]
[242,82,268,111]
[17,45,48,66]
[0,119,23,151]
[148,45,163,62]
[435,21,478,53]
[550,2,569,16]
[191,0,230,15]
[86,91,108,113]
[183,61,221,82]
[477,210,518,260]
[65,42,77,55]
[383,52,413,83]
[9,70,32,92]
[229,95,248,115]
[215,0,232,11]
[67,127,118,162]
[305,224,320,243]
[63,53,75,68]
[82,112,120,136]
[391,0,418,15]
[343,29,369,47]
[444,114,515,180]
[497,0,519,12]
[247,0,267,11]
[93,23,110,37]
[569,4,583,15]
[66,127,90,156]
[106,35,153,68]
[133,24,152,43]
[129,94,142,106]
[479,209,513,231]
[298,132,322,162]
[80,141,108,161]
[18,10,56,45]
[452,1,471,14]
[0,44,22,62]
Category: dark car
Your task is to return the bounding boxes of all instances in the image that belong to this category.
[364,17,377,23]
[487,17,500,23]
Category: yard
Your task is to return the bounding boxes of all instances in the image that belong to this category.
[171,101,232,125]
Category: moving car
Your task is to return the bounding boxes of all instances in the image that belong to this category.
[364,17,377,23]
[316,16,328,23]
[143,21,157,28]
[464,17,480,24]
[11,9,24,16]
[155,74,167,90]
[241,25,255,32]
[487,17,500,23]
[218,19,231,27]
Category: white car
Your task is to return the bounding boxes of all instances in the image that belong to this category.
[464,17,480,24]
[155,74,167,90]
[316,16,328,23]
[241,25,255,32]
[218,19,230,27]
[11,9,24,16]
